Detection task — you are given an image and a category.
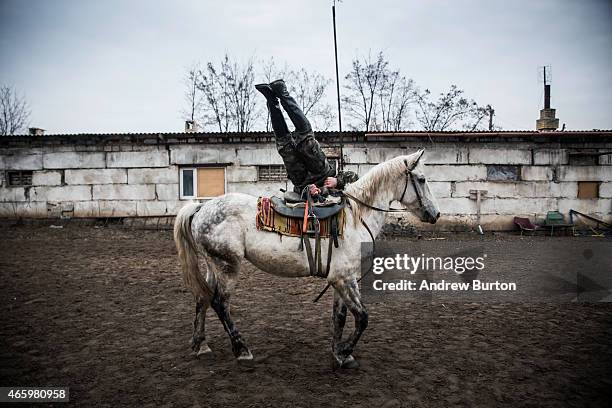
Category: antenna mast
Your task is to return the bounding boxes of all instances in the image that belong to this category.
[536,65,559,131]
[332,0,343,171]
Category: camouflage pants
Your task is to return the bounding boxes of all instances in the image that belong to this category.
[267,96,335,193]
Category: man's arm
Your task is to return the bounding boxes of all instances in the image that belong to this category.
[324,170,359,190]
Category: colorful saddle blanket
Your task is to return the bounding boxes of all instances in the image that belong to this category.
[256,197,346,238]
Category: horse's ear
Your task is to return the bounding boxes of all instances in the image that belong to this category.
[411,149,425,169]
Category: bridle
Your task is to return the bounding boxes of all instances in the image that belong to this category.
[342,159,425,214]
[313,159,427,304]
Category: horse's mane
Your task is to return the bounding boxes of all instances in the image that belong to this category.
[344,153,418,225]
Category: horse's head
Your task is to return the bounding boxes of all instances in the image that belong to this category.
[397,149,440,224]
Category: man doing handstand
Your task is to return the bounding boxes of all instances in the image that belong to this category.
[255,79,357,200]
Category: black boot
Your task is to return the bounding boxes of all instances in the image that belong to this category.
[255,83,277,101]
[269,79,312,134]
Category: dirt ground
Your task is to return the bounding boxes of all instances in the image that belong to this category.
[1,225,611,408]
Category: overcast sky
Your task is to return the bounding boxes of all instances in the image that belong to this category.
[1,0,611,134]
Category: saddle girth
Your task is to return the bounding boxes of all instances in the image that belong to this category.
[300,191,339,279]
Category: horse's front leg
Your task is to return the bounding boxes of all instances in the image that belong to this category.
[331,277,368,369]
[331,290,347,346]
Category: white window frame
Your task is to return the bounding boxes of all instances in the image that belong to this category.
[179,167,226,200]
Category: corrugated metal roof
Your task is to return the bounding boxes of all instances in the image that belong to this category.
[3,130,612,137]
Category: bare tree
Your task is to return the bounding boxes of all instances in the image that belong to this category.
[260,57,289,131]
[196,54,260,132]
[0,85,30,135]
[182,63,204,126]
[258,58,334,131]
[288,68,335,131]
[261,56,289,84]
[198,62,230,132]
[377,71,415,132]
[413,85,492,131]
[342,51,388,131]
[466,104,497,131]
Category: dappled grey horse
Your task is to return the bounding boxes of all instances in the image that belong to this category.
[174,149,440,368]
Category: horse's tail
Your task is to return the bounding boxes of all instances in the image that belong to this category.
[174,203,213,300]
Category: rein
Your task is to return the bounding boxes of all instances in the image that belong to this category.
[341,166,423,214]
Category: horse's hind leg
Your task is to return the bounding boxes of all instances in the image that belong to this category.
[210,258,253,361]
[191,297,212,356]
[331,277,368,369]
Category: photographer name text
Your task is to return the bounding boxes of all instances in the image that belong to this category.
[372,279,516,291]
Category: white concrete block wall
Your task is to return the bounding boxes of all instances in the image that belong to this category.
[0,140,610,230]
[517,182,577,198]
[533,149,568,165]
[137,201,168,216]
[74,201,100,217]
[366,148,406,163]
[557,166,612,182]
[482,198,558,215]
[235,148,283,165]
[170,146,222,165]
[93,185,155,200]
[128,167,178,184]
[31,186,92,202]
[428,182,452,198]
[343,148,367,164]
[521,166,553,181]
[98,200,138,217]
[226,166,258,182]
[107,151,169,168]
[0,187,28,202]
[423,147,469,164]
[227,181,288,197]
[0,202,47,218]
[436,198,478,215]
[453,181,516,198]
[1,154,43,170]
[156,184,179,201]
[469,148,531,165]
[32,171,62,186]
[65,169,127,185]
[426,165,488,181]
[558,199,612,215]
[43,152,106,169]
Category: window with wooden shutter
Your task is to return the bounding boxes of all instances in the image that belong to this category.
[197,168,225,197]
[577,181,599,199]
[180,167,226,199]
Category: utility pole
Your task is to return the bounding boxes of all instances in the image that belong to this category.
[332,0,343,171]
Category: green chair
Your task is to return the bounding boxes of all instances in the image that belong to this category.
[543,211,574,236]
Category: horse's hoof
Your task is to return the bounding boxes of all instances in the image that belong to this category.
[332,354,360,370]
[236,350,254,361]
[341,355,360,369]
[196,344,212,356]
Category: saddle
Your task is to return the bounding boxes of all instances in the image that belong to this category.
[256,192,346,279]
[270,196,344,220]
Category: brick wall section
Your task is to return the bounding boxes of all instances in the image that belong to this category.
[1,133,611,231]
